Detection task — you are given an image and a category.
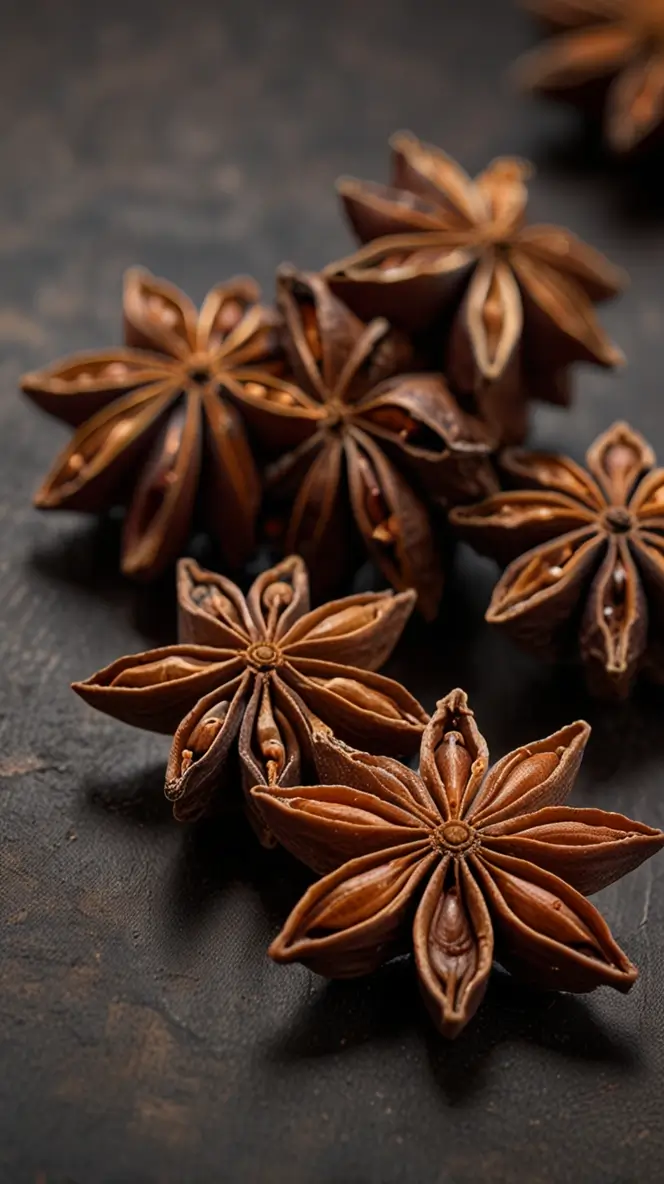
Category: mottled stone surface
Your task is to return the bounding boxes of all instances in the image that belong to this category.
[2,1,664,1181]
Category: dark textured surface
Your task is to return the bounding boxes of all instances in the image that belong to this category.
[2,1,664,1181]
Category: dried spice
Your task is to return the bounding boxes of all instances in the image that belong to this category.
[253,689,664,1038]
[21,269,282,580]
[228,267,496,620]
[450,422,664,699]
[516,0,664,153]
[72,556,428,837]
[323,133,625,444]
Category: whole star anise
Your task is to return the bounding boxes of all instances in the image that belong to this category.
[21,269,282,580]
[323,133,625,444]
[516,0,664,153]
[228,267,496,620]
[450,422,664,699]
[73,556,428,838]
[253,689,664,1038]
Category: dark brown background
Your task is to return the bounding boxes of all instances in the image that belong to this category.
[2,1,664,1181]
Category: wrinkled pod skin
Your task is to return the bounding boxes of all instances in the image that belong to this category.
[253,688,664,1037]
[22,268,283,580]
[73,555,428,842]
[227,266,498,619]
[322,132,625,444]
[451,421,664,701]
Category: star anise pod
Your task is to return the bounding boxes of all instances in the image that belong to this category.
[516,1,664,153]
[253,689,664,1038]
[450,421,664,699]
[322,133,626,444]
[227,267,497,620]
[21,268,283,580]
[72,556,428,839]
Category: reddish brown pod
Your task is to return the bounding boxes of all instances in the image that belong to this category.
[451,422,664,700]
[231,266,496,619]
[516,0,664,154]
[22,268,282,580]
[72,556,428,838]
[323,132,626,444]
[254,689,664,1038]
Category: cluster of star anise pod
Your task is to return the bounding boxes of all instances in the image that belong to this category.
[74,595,664,1037]
[20,132,664,1041]
[22,134,627,623]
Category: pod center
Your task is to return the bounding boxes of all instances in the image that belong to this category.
[602,507,633,534]
[433,820,476,854]
[245,642,281,671]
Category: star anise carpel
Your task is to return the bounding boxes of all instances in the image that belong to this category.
[21,268,282,580]
[253,688,664,1038]
[516,0,664,153]
[227,266,497,620]
[451,421,664,698]
[322,133,626,444]
[72,555,428,838]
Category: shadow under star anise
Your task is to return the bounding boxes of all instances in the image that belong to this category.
[265,959,636,1105]
[531,121,664,233]
[83,757,315,947]
[28,515,178,646]
[84,763,176,830]
[165,807,314,943]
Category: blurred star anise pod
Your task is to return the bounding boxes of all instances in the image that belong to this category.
[323,133,626,444]
[516,1,664,153]
[451,422,664,699]
[253,688,664,1037]
[73,556,428,839]
[229,267,497,619]
[21,268,282,580]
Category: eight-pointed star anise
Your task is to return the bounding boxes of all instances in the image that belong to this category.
[516,0,664,154]
[322,133,625,444]
[451,422,664,699]
[229,267,497,619]
[21,268,282,580]
[72,556,428,839]
[253,689,664,1038]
